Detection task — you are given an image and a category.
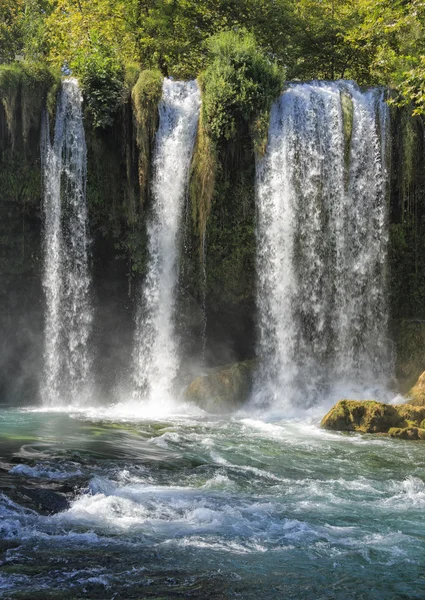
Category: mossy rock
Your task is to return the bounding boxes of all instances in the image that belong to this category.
[407,370,425,406]
[388,427,425,440]
[321,399,425,435]
[341,89,353,170]
[184,360,256,413]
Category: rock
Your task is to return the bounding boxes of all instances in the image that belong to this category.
[388,427,425,440]
[321,399,425,436]
[6,487,70,515]
[184,360,256,413]
[407,370,425,406]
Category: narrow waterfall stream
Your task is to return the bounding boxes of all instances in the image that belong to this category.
[255,82,391,409]
[41,79,92,406]
[132,79,201,406]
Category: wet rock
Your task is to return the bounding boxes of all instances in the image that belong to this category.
[388,427,425,440]
[6,486,70,515]
[0,539,21,561]
[407,370,425,406]
[184,360,256,413]
[321,399,425,436]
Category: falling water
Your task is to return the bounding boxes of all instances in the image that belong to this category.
[132,79,200,405]
[41,78,92,406]
[255,81,391,409]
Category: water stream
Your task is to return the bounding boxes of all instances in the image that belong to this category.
[255,82,391,410]
[1,408,424,599]
[132,79,201,407]
[41,79,92,407]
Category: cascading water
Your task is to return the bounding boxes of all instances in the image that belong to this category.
[132,79,200,405]
[255,81,391,409]
[41,78,92,406]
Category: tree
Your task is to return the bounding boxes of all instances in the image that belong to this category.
[0,0,25,63]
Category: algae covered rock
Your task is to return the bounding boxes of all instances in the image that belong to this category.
[184,360,255,413]
[388,427,425,440]
[321,399,425,435]
[407,370,425,406]
[321,400,404,433]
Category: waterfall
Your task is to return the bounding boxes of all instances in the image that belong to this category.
[255,81,391,409]
[41,78,92,406]
[132,79,200,405]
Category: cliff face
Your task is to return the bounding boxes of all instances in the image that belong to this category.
[1,69,425,404]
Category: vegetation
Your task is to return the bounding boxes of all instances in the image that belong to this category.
[0,0,424,116]
[200,31,283,144]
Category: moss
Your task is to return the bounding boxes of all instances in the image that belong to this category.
[189,109,217,259]
[407,370,425,405]
[388,427,425,440]
[131,69,163,208]
[0,63,21,145]
[124,62,141,91]
[341,89,353,172]
[321,399,425,436]
[0,62,59,148]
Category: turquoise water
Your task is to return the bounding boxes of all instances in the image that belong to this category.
[1,406,425,599]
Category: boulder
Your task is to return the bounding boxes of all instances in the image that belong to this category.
[407,370,425,406]
[321,399,425,436]
[184,360,255,413]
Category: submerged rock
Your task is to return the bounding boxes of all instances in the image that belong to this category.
[407,370,425,406]
[321,399,425,436]
[184,360,256,413]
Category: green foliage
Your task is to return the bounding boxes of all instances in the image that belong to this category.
[292,0,370,82]
[201,31,284,143]
[344,0,425,112]
[0,0,25,63]
[74,41,125,129]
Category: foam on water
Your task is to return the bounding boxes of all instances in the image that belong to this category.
[1,410,425,597]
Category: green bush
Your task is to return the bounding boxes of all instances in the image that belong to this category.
[74,41,125,129]
[201,30,284,144]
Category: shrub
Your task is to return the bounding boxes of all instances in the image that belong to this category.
[201,30,284,146]
[74,41,124,129]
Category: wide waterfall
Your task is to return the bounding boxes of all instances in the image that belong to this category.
[41,78,92,406]
[132,79,201,405]
[255,81,391,409]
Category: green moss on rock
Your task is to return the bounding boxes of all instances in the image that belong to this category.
[184,360,256,413]
[131,69,162,207]
[388,427,425,440]
[341,89,353,172]
[407,370,425,405]
[0,62,59,148]
[321,399,425,435]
